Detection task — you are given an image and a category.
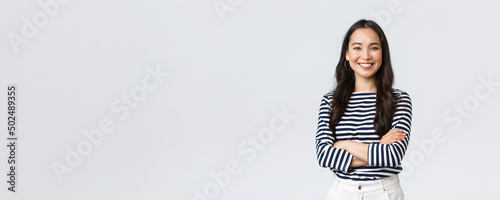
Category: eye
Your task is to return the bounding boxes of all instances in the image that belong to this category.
[353,46,361,50]
[371,46,379,50]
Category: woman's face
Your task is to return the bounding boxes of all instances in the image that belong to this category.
[345,28,382,80]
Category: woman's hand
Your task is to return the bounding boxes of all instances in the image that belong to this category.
[380,129,406,144]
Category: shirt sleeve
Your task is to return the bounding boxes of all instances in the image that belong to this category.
[315,94,353,173]
[367,92,412,168]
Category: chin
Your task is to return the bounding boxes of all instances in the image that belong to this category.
[355,71,377,79]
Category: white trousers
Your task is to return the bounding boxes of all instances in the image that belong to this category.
[326,174,404,200]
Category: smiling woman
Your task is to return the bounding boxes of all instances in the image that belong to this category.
[346,28,383,87]
[315,19,412,200]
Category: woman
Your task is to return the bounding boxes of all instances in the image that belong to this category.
[315,19,412,200]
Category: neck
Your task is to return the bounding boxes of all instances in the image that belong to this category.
[354,76,377,92]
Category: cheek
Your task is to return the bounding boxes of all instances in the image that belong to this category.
[348,52,361,61]
[373,52,383,63]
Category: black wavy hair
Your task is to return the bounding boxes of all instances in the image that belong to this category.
[329,19,398,140]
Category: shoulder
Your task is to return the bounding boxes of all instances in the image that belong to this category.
[392,88,412,107]
[392,88,411,100]
[320,91,333,106]
[322,91,333,100]
[322,91,333,99]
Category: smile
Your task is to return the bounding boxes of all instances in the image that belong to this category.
[358,63,374,69]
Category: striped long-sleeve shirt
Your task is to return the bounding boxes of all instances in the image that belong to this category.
[315,89,412,181]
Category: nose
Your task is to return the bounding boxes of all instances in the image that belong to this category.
[361,49,371,60]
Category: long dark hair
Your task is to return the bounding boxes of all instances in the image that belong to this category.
[329,19,397,140]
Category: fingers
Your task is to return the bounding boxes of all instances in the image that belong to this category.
[380,129,406,144]
[391,129,404,133]
[390,129,406,137]
[394,129,406,139]
[395,133,406,140]
[389,130,406,140]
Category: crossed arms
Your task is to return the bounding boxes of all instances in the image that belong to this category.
[333,129,406,168]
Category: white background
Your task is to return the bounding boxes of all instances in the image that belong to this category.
[1,0,499,199]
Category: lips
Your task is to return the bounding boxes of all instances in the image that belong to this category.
[358,63,373,69]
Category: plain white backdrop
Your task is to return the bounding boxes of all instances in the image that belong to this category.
[1,0,499,199]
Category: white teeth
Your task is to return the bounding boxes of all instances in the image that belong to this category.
[359,63,373,67]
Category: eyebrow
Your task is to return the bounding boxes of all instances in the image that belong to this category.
[351,42,381,46]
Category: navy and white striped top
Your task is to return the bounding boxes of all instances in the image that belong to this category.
[315,89,412,181]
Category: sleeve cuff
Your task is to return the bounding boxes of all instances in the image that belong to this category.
[337,149,353,173]
[367,143,376,166]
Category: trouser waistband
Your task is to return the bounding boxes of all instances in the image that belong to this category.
[331,174,400,193]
